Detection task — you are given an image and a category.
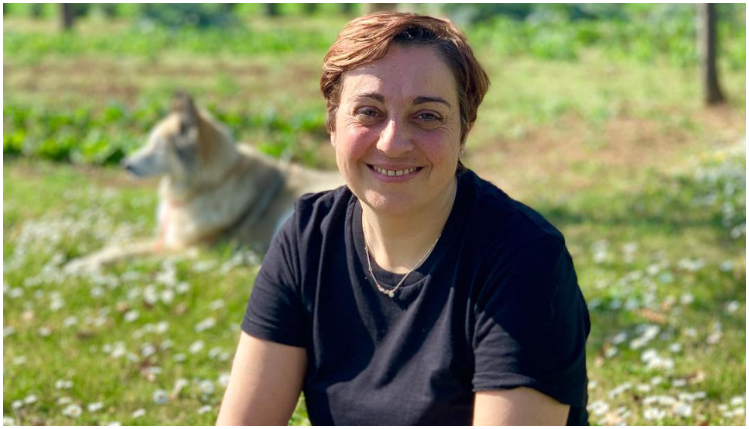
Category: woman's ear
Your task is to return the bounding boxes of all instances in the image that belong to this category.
[330,131,336,147]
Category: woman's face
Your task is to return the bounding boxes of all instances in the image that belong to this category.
[331,44,462,215]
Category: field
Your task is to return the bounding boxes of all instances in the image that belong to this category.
[3,6,747,426]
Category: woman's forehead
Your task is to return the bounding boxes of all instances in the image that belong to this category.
[340,45,458,104]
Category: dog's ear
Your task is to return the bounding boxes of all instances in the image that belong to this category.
[171,91,199,129]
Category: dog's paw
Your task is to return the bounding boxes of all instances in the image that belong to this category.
[63,256,104,275]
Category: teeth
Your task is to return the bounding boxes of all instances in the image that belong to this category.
[373,166,417,176]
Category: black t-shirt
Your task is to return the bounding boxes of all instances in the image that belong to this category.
[242,169,591,425]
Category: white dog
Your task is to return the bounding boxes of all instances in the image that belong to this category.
[66,92,342,270]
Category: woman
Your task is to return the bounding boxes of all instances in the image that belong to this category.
[217,12,590,425]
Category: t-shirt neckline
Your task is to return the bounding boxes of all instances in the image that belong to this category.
[349,171,473,291]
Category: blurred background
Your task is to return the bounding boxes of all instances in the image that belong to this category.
[3,3,746,426]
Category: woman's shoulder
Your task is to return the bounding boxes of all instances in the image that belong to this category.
[290,184,354,235]
[295,184,351,212]
[459,170,566,251]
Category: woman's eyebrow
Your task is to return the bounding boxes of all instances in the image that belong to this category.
[414,96,451,108]
[352,93,451,109]
[354,92,385,102]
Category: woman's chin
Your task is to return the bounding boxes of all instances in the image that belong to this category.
[359,190,419,215]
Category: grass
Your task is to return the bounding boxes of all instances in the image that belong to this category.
[3,12,747,426]
[4,142,744,426]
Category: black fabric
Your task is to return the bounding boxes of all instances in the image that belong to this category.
[242,169,591,425]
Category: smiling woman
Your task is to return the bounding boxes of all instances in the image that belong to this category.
[332,44,462,218]
[217,12,590,426]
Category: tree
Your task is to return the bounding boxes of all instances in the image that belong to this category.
[101,4,119,18]
[61,3,74,31]
[304,3,318,15]
[31,3,44,19]
[697,3,725,104]
[266,3,279,17]
[365,4,398,15]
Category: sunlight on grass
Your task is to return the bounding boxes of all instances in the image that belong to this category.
[3,7,746,426]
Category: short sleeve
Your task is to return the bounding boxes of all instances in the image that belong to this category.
[472,236,590,407]
[241,211,308,348]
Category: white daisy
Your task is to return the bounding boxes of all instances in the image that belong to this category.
[189,340,205,354]
[124,310,139,323]
[153,389,168,404]
[218,373,231,387]
[62,404,82,418]
[195,318,216,333]
[55,379,73,389]
[643,407,665,421]
[199,380,215,395]
[673,402,692,417]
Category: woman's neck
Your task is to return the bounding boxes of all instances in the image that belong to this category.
[362,178,457,274]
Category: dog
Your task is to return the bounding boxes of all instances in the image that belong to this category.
[66,92,342,270]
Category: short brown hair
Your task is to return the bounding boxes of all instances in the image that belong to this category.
[321,12,490,145]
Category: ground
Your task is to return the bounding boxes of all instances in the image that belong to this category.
[3,15,746,425]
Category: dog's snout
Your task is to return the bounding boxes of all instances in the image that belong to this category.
[121,158,141,176]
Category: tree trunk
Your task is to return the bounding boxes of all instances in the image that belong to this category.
[342,3,355,15]
[697,3,725,104]
[101,4,118,18]
[266,3,279,17]
[31,3,44,19]
[61,4,74,31]
[364,4,398,15]
[304,4,318,14]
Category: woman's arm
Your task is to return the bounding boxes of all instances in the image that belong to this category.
[473,387,570,426]
[216,332,307,425]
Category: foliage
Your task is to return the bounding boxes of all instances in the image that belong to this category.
[3,4,745,69]
[3,25,338,58]
[464,4,746,68]
[2,102,329,167]
[137,4,237,29]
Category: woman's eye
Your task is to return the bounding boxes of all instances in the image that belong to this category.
[416,112,443,122]
[355,107,379,118]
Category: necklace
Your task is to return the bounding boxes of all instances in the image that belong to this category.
[363,224,441,299]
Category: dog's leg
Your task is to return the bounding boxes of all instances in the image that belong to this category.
[64,240,164,273]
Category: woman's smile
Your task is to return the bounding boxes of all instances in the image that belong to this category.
[366,164,424,182]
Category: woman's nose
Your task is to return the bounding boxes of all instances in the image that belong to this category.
[376,119,414,157]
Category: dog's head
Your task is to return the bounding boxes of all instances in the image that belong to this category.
[122,92,230,183]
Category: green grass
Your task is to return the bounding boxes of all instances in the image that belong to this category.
[3,10,746,170]
[4,141,745,426]
[3,159,305,425]
[3,11,746,426]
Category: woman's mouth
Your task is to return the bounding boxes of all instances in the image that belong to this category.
[367,164,423,182]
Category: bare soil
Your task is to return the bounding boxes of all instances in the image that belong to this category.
[467,105,745,198]
[4,55,745,199]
